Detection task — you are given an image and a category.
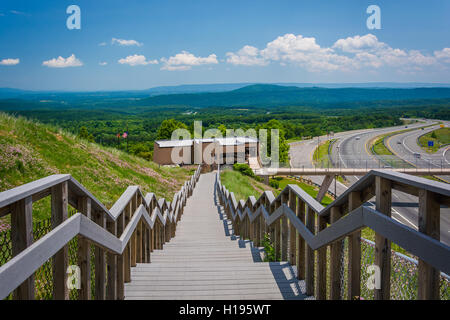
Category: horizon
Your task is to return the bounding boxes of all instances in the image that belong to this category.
[3,81,450,94]
[1,0,449,91]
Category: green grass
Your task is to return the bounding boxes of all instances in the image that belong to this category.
[370,132,414,168]
[313,139,335,168]
[0,112,192,223]
[276,177,334,206]
[372,134,394,156]
[219,169,275,201]
[418,127,450,153]
[286,137,303,144]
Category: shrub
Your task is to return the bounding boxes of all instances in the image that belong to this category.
[269,178,279,189]
[232,163,255,177]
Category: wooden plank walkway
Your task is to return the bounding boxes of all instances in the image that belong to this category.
[124,172,311,300]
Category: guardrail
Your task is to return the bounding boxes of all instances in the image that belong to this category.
[217,165,450,299]
[0,165,201,300]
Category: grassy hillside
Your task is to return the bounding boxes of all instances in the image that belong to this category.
[0,112,192,224]
[219,170,274,201]
[418,127,450,153]
[219,169,333,206]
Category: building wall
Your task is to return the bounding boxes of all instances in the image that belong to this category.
[153,141,259,165]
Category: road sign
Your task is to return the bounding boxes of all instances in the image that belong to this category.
[428,141,434,147]
[440,124,444,128]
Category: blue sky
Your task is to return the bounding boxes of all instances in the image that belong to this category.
[0,0,449,91]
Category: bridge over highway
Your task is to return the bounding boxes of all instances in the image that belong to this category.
[255,167,450,176]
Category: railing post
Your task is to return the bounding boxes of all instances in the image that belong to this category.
[51,181,69,300]
[374,176,392,300]
[259,210,264,248]
[347,191,362,300]
[254,204,260,247]
[330,206,343,300]
[281,193,288,262]
[148,228,152,262]
[93,210,106,300]
[288,190,297,266]
[11,196,34,300]
[144,225,150,262]
[305,206,315,296]
[77,197,91,300]
[124,203,131,283]
[274,201,281,261]
[418,189,440,300]
[130,200,137,267]
[297,199,306,280]
[116,212,125,300]
[136,221,142,263]
[106,220,117,300]
[316,214,328,300]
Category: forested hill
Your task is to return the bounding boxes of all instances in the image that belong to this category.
[2,84,450,110]
[135,84,450,108]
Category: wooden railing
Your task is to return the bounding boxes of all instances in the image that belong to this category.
[216,166,450,300]
[0,165,201,300]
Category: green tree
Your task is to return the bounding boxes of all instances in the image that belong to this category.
[257,119,290,164]
[431,131,437,139]
[156,119,188,140]
[79,126,89,139]
[218,124,227,136]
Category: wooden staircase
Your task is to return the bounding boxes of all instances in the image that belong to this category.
[125,172,310,300]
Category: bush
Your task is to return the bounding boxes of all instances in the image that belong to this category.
[232,163,255,177]
[269,178,279,189]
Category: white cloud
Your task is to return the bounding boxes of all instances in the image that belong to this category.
[226,45,268,66]
[434,48,450,63]
[42,54,83,68]
[0,58,20,66]
[98,42,107,46]
[332,34,384,53]
[118,54,158,66]
[99,62,107,66]
[226,33,448,73]
[160,51,218,71]
[112,38,142,47]
[227,34,353,72]
[10,10,28,16]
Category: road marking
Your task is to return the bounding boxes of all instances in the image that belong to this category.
[444,147,450,165]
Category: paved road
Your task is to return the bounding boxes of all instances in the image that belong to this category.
[289,119,450,246]
[289,120,435,197]
[387,122,450,182]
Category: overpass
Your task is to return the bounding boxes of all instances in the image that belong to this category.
[255,167,450,177]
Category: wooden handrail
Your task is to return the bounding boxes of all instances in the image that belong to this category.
[216,166,450,300]
[0,165,201,300]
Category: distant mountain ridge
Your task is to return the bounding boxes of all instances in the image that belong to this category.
[1,83,450,109]
[2,82,450,99]
[133,84,450,108]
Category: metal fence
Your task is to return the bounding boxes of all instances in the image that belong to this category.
[340,238,450,300]
[319,155,450,170]
[0,208,97,300]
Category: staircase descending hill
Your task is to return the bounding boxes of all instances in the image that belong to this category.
[125,172,310,300]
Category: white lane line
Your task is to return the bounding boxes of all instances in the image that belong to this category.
[444,147,450,165]
[336,178,417,229]
[335,128,420,230]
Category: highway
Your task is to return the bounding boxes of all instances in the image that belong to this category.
[289,119,450,245]
[386,122,450,182]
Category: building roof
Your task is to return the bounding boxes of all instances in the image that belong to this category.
[155,137,258,148]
